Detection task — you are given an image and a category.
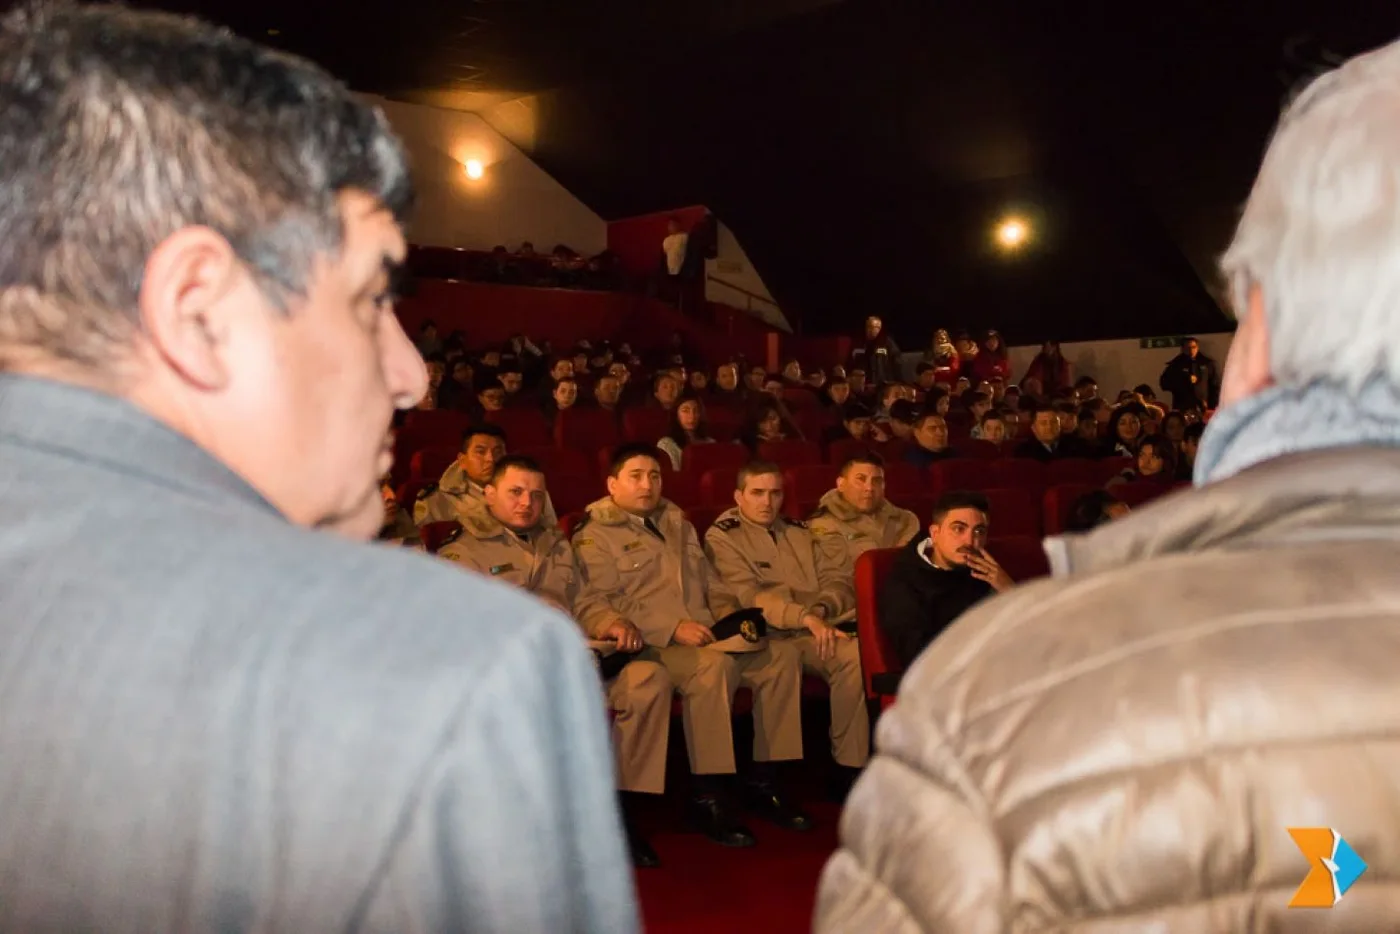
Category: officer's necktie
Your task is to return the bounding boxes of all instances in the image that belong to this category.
[643,518,665,542]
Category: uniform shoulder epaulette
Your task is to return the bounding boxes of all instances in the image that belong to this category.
[786,517,808,529]
[415,482,438,499]
[569,514,593,540]
[435,526,463,551]
[807,505,830,521]
[713,517,742,533]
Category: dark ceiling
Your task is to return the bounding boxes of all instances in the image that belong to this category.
[90,1,1400,344]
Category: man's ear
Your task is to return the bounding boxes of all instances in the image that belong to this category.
[137,227,245,391]
[1219,283,1274,408]
[732,488,744,509]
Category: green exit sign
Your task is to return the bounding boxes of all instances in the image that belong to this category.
[1140,336,1185,349]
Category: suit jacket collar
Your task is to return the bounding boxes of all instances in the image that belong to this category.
[0,374,281,518]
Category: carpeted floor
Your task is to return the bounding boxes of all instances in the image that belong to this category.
[632,793,841,933]
[630,701,850,933]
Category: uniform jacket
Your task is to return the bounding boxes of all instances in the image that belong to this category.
[818,447,1400,932]
[0,375,637,934]
[704,508,856,630]
[572,497,736,647]
[415,460,558,527]
[438,497,619,637]
[807,489,921,570]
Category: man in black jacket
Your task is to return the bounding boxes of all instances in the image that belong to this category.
[1159,337,1220,412]
[878,491,1014,672]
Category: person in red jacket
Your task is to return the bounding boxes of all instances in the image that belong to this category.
[1022,340,1073,398]
[971,329,1011,383]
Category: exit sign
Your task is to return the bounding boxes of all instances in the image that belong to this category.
[1140,336,1185,349]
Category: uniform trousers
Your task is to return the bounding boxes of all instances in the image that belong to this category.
[606,660,672,794]
[640,640,804,775]
[774,630,870,768]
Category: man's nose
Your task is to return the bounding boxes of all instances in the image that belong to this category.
[383,315,429,409]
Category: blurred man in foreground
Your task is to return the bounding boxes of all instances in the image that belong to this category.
[0,4,635,932]
[819,41,1400,931]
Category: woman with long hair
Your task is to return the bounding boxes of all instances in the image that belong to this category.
[739,402,791,453]
[971,330,1011,383]
[655,396,717,470]
[1023,340,1073,398]
[1101,403,1147,458]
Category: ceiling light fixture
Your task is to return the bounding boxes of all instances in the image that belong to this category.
[996,217,1029,250]
[464,158,484,180]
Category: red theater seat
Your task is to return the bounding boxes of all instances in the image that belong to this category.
[409,446,457,483]
[959,439,1003,460]
[419,520,461,553]
[684,506,724,538]
[981,487,1041,538]
[1043,482,1097,535]
[623,407,672,444]
[396,479,436,515]
[705,407,743,442]
[758,439,822,468]
[783,464,837,518]
[485,408,552,449]
[555,407,621,452]
[929,458,998,497]
[880,462,927,499]
[681,442,749,478]
[990,458,1046,495]
[826,437,879,466]
[403,409,473,438]
[1113,479,1177,508]
[1044,458,1104,487]
[520,446,592,480]
[546,473,600,516]
[989,535,1051,582]
[854,548,901,704]
[560,511,587,538]
[699,467,741,507]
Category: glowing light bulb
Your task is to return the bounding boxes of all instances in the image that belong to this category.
[996,217,1029,248]
[464,159,484,180]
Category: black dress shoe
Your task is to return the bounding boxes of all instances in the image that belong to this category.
[626,825,662,869]
[745,783,814,832]
[689,794,756,847]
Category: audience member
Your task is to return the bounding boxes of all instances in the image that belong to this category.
[594,373,623,412]
[740,403,790,451]
[905,412,957,468]
[1101,402,1147,458]
[808,454,921,574]
[1159,336,1221,412]
[705,463,868,796]
[573,446,806,847]
[1023,340,1073,397]
[653,371,682,411]
[661,216,688,277]
[656,397,719,470]
[876,492,1012,672]
[976,411,1007,446]
[1109,433,1176,485]
[884,399,920,440]
[1013,404,1073,461]
[415,424,558,527]
[971,330,1011,383]
[852,316,900,385]
[823,378,852,409]
[1178,421,1205,480]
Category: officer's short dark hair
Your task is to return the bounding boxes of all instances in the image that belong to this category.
[838,451,885,475]
[608,442,661,477]
[488,454,543,486]
[461,423,507,451]
[0,2,412,369]
[736,460,783,491]
[1074,375,1097,388]
[930,491,990,526]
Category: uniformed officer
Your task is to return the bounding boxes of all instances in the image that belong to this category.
[377,480,423,549]
[413,423,558,527]
[438,454,669,868]
[807,452,920,614]
[704,460,870,793]
[572,443,809,847]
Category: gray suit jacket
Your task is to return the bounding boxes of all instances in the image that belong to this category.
[0,375,639,934]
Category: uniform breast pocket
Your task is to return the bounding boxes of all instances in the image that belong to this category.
[616,550,659,576]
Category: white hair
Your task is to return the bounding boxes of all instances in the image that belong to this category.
[1222,40,1400,392]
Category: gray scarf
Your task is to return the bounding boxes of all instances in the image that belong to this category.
[1194,377,1400,484]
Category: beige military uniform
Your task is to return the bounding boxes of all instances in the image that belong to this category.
[807,488,920,620]
[572,496,804,775]
[415,460,558,528]
[440,498,669,794]
[704,508,870,768]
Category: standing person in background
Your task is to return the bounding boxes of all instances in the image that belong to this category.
[1160,336,1221,412]
[971,329,1012,383]
[662,216,689,277]
[1022,340,1073,398]
[820,40,1400,930]
[0,4,637,932]
[851,316,900,386]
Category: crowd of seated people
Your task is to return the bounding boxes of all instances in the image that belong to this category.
[382,318,1220,872]
[407,242,624,291]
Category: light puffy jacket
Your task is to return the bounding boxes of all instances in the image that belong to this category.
[818,447,1400,932]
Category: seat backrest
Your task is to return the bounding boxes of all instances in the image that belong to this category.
[555,407,621,451]
[706,406,743,442]
[958,439,1002,460]
[683,506,724,538]
[792,408,835,442]
[929,457,997,497]
[988,534,1051,582]
[419,520,462,553]
[990,457,1047,494]
[408,445,458,483]
[826,437,880,466]
[782,387,819,409]
[1114,479,1176,508]
[1042,482,1096,535]
[518,445,591,479]
[1044,457,1102,486]
[485,408,552,449]
[681,441,749,478]
[559,511,586,538]
[854,548,902,699]
[782,464,838,518]
[758,439,823,468]
[622,407,673,444]
[700,466,741,506]
[980,487,1041,538]
[546,472,601,516]
[396,478,435,513]
[403,408,474,438]
[879,461,928,499]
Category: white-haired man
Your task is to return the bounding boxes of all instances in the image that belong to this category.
[819,44,1400,931]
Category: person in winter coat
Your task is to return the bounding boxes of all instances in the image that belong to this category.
[818,41,1400,932]
[1160,336,1221,411]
